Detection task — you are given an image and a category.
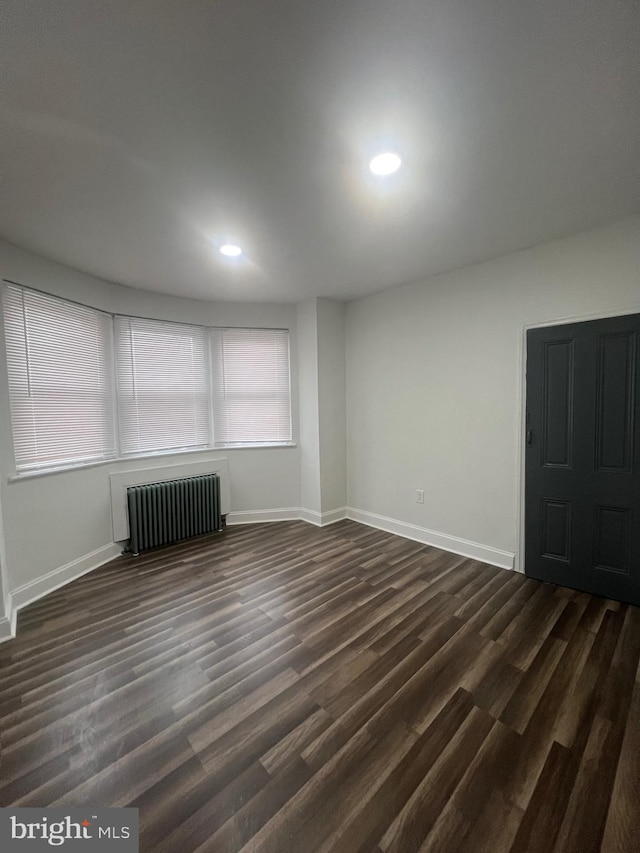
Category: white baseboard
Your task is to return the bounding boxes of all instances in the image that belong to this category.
[0,599,15,642]
[226,508,301,525]
[0,543,122,643]
[227,507,348,527]
[345,507,515,570]
[0,507,514,645]
[299,507,348,526]
[227,505,512,568]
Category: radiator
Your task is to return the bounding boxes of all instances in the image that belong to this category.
[127,474,222,555]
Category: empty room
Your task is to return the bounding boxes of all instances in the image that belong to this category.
[1,1,639,851]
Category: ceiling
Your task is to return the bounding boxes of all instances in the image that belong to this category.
[2,0,639,303]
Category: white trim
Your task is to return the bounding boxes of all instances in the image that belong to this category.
[318,507,348,525]
[213,442,297,451]
[0,499,11,631]
[516,306,640,576]
[225,505,511,566]
[299,507,348,526]
[10,543,122,613]
[6,444,296,482]
[345,507,514,570]
[227,507,348,527]
[0,506,515,645]
[0,543,122,644]
[109,458,231,542]
[0,603,15,642]
[514,317,528,574]
[226,508,301,525]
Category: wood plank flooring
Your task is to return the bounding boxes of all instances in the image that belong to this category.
[1,520,639,852]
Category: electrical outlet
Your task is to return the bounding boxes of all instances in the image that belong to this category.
[416,489,425,504]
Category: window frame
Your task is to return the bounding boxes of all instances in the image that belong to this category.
[1,281,295,477]
[114,315,212,457]
[210,326,293,449]
[2,283,118,473]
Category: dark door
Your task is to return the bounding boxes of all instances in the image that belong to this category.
[525,313,640,605]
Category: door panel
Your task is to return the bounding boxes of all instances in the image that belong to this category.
[542,339,574,467]
[595,332,635,472]
[541,498,572,562]
[594,505,630,574]
[525,313,640,605]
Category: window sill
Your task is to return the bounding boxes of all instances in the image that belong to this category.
[213,442,297,451]
[6,442,297,482]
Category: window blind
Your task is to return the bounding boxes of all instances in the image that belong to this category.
[211,328,292,446]
[115,316,210,454]
[2,284,116,471]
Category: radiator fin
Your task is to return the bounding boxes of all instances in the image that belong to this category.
[127,474,221,554]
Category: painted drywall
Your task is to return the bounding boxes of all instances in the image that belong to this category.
[2,214,638,620]
[297,300,322,514]
[0,240,301,594]
[297,298,347,519]
[317,299,347,513]
[0,485,10,637]
[345,216,640,561]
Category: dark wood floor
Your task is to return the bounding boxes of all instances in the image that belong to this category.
[1,520,639,852]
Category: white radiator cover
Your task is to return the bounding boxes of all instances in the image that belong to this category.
[109,458,230,542]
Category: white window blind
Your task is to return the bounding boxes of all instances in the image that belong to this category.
[2,284,116,471]
[211,328,292,446]
[115,316,210,455]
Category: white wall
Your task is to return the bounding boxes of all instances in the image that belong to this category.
[317,298,347,514]
[0,240,300,596]
[2,214,638,631]
[345,216,640,563]
[0,487,10,639]
[297,298,347,519]
[297,300,322,514]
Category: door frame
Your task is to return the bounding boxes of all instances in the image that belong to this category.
[515,305,640,575]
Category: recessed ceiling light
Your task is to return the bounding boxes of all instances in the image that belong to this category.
[369,151,402,176]
[220,243,242,257]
